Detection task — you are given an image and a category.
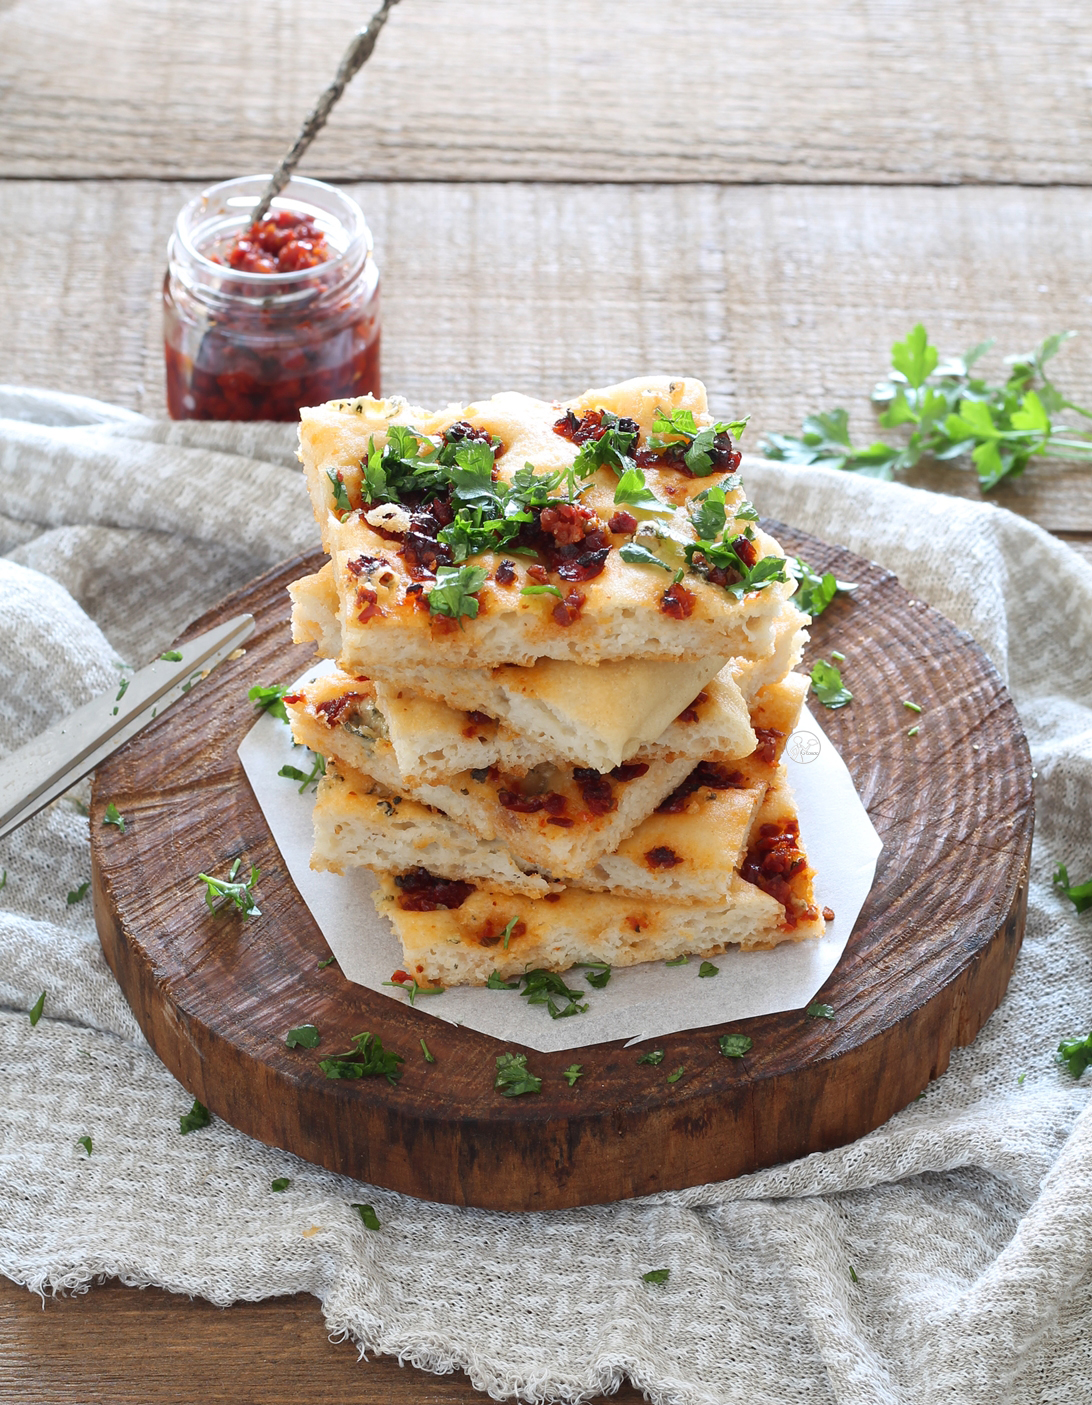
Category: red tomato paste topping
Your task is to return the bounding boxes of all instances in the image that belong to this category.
[220,211,333,274]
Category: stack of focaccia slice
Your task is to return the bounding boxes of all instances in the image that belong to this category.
[286,376,824,988]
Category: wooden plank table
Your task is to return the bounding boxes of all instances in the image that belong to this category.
[2,2,1090,1399]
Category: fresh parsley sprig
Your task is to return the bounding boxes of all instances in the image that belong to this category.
[518,969,589,1020]
[382,974,445,1005]
[1057,1031,1092,1079]
[249,682,292,723]
[650,408,749,477]
[428,564,489,621]
[103,802,127,834]
[792,557,859,618]
[762,325,1092,493]
[810,659,853,709]
[685,533,788,599]
[1053,863,1092,914]
[319,1031,404,1084]
[197,859,260,918]
[279,752,326,793]
[495,1051,542,1096]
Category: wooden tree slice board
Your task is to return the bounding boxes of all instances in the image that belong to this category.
[90,525,1033,1211]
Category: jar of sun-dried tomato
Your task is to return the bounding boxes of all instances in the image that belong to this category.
[163,174,380,420]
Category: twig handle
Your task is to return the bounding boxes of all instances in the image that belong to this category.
[251,0,402,225]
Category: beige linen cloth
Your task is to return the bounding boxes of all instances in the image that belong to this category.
[2,386,1091,1405]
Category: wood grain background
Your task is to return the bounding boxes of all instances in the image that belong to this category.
[1,0,1088,1397]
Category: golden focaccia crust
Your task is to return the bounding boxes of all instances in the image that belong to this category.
[295,377,794,669]
[374,866,818,989]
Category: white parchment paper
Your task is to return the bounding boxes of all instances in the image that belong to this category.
[238,663,882,1052]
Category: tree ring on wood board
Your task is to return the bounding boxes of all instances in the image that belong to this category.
[90,526,1033,1211]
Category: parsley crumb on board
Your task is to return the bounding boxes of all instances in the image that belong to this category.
[718,1034,752,1058]
[420,1039,436,1064]
[907,726,920,738]
[810,659,853,709]
[159,650,184,662]
[792,559,858,619]
[103,802,127,833]
[29,990,46,1026]
[637,1049,665,1066]
[494,1052,542,1097]
[285,1025,321,1049]
[197,859,260,918]
[666,1066,686,1084]
[806,1003,835,1020]
[180,1099,211,1135]
[562,1064,583,1087]
[317,954,338,969]
[902,699,923,713]
[642,1268,670,1285]
[319,1032,403,1084]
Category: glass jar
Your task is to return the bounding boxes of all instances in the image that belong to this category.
[163,174,380,420]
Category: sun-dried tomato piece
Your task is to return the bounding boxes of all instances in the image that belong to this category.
[556,547,610,583]
[733,534,759,569]
[495,559,517,585]
[675,691,708,725]
[465,710,492,728]
[547,816,575,828]
[527,563,549,584]
[540,502,597,546]
[608,510,638,534]
[551,589,587,626]
[497,789,547,814]
[552,408,639,445]
[660,583,696,619]
[315,692,367,728]
[573,768,615,815]
[394,868,475,911]
[282,692,304,705]
[611,762,650,782]
[645,845,682,869]
[741,819,808,926]
[356,587,385,622]
[543,792,568,816]
[347,554,384,577]
[444,420,502,457]
[656,761,748,813]
[752,727,784,766]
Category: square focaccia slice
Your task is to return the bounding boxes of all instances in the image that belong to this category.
[373,864,821,990]
[295,376,795,669]
[284,662,755,784]
[310,761,560,898]
[577,671,811,901]
[289,563,740,772]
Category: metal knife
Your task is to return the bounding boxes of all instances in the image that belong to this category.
[0,613,255,842]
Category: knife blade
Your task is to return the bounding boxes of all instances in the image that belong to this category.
[0,613,255,842]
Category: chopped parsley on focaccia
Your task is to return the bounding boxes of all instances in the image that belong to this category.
[294,377,794,668]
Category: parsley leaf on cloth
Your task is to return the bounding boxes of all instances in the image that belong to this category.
[428,564,489,621]
[810,659,853,709]
[29,990,45,1026]
[642,1268,671,1285]
[353,1203,381,1231]
[495,1052,542,1097]
[1053,863,1092,914]
[67,881,90,905]
[180,1099,211,1134]
[1057,1032,1092,1079]
[271,1178,290,1192]
[77,1136,92,1156]
[319,1032,404,1084]
[248,682,291,723]
[762,325,1092,493]
[197,859,261,918]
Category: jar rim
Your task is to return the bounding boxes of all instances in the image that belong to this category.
[174,174,372,285]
